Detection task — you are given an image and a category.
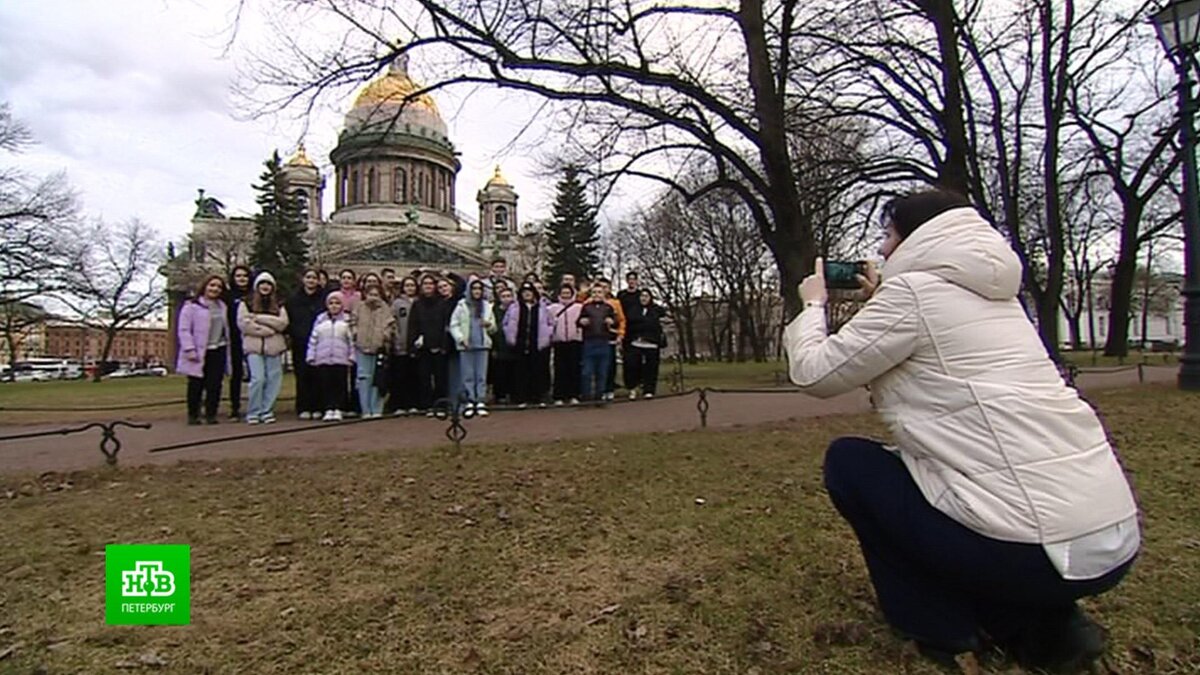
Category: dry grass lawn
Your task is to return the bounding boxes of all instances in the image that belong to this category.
[1,386,1198,674]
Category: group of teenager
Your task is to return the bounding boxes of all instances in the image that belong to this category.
[174,258,668,425]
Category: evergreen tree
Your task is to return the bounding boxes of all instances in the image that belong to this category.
[545,166,600,284]
[250,151,308,294]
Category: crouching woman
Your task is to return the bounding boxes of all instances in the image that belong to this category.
[784,189,1139,672]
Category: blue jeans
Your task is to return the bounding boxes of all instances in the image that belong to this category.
[245,353,282,420]
[355,351,384,415]
[823,437,1134,652]
[580,340,612,401]
[460,349,489,404]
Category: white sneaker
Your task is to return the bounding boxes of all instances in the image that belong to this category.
[554,400,564,407]
[426,410,436,418]
[644,393,654,399]
[332,410,344,422]
[408,408,420,415]
[476,404,489,417]
[393,409,407,417]
[247,417,261,425]
[569,398,580,406]
[262,413,276,424]
[298,412,312,421]
[322,410,335,422]
[517,403,528,410]
[629,391,638,400]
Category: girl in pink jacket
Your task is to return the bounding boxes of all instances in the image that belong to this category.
[307,291,354,421]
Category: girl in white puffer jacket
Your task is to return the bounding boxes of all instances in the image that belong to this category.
[785,189,1139,672]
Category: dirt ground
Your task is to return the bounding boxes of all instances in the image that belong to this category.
[0,366,1176,475]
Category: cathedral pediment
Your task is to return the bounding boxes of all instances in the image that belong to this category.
[326,229,488,267]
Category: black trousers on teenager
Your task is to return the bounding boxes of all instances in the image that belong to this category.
[228,343,245,415]
[386,354,417,413]
[187,346,226,421]
[317,365,349,412]
[514,349,549,405]
[823,437,1134,654]
[625,346,661,395]
[552,342,581,402]
[416,351,448,410]
[490,355,515,404]
[291,346,321,415]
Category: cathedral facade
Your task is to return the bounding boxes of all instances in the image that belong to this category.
[167,53,536,297]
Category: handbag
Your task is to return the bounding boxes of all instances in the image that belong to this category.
[373,352,390,391]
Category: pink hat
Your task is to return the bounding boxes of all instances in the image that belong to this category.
[326,290,344,304]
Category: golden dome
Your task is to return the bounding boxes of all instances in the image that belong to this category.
[352,53,441,117]
[487,165,510,187]
[286,142,316,168]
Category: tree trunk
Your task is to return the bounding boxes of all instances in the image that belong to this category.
[738,0,815,321]
[1104,209,1141,357]
[923,0,972,194]
[95,329,118,382]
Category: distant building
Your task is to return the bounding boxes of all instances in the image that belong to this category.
[0,301,48,364]
[42,320,170,366]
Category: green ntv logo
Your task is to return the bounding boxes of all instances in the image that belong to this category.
[105,544,190,625]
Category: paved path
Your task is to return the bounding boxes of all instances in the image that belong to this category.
[0,366,1176,475]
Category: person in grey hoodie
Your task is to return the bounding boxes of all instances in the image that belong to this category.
[387,276,419,415]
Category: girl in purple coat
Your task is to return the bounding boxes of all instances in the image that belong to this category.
[176,275,230,425]
[307,291,354,422]
[504,283,554,407]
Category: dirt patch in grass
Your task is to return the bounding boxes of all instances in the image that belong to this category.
[1,387,1198,674]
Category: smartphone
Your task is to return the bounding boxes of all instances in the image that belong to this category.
[824,260,868,290]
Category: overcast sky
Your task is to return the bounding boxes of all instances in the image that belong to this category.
[0,0,564,244]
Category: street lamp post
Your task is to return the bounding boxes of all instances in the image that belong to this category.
[1152,0,1200,390]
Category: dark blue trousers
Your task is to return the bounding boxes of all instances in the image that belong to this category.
[823,437,1133,652]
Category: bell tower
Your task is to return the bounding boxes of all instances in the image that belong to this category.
[476,165,518,245]
[282,143,325,226]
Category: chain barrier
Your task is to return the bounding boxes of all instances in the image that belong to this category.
[0,421,152,466]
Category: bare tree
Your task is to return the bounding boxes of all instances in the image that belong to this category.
[0,103,81,312]
[627,195,704,361]
[0,299,47,367]
[237,0,870,318]
[60,219,167,381]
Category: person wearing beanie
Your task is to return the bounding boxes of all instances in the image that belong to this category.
[785,188,1140,671]
[237,271,290,424]
[307,290,354,422]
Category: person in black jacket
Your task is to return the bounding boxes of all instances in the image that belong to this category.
[285,268,326,419]
[408,274,453,414]
[225,264,253,419]
[616,271,642,392]
[625,289,666,398]
[439,272,467,410]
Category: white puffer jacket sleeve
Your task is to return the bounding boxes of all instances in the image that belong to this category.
[784,279,920,398]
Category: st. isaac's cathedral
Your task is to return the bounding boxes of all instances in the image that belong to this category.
[166,52,536,294]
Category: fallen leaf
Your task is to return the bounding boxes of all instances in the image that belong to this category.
[280,607,296,617]
[274,536,295,547]
[0,642,20,660]
[138,650,167,667]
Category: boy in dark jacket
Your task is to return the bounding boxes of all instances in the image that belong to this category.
[578,285,618,402]
[285,269,327,419]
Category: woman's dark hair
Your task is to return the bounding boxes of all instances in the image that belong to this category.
[418,273,438,296]
[881,188,972,239]
[229,265,253,291]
